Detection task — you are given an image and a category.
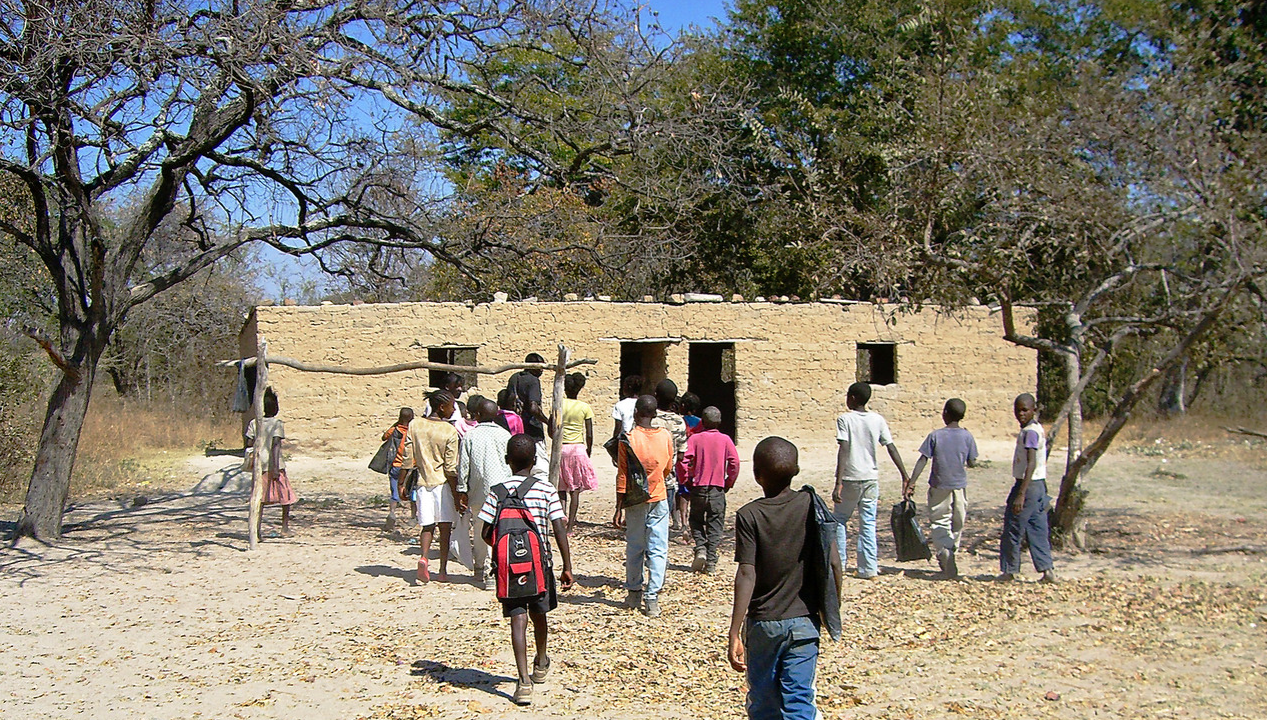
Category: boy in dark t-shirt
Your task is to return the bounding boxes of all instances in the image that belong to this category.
[728,437,838,720]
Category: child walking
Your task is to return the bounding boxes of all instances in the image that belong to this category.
[404,390,460,583]
[833,382,909,579]
[617,395,674,617]
[246,388,297,537]
[479,434,574,706]
[684,406,739,573]
[650,379,687,531]
[381,407,414,530]
[904,398,978,579]
[729,436,841,720]
[999,394,1058,583]
[550,372,598,532]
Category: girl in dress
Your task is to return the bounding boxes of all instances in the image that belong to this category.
[551,373,598,532]
[246,388,297,537]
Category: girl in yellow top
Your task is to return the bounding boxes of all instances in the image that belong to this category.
[551,372,597,532]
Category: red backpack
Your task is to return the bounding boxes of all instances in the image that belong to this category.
[490,476,549,600]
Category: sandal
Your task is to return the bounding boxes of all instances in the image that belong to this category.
[512,679,533,706]
[530,656,550,683]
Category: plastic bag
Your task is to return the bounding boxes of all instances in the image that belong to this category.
[890,499,932,562]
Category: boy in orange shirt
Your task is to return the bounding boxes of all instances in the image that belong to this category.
[616,395,674,617]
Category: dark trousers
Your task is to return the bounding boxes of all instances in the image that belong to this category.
[1000,479,1054,574]
[689,486,727,565]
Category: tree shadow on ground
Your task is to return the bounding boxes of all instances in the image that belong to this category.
[410,659,514,701]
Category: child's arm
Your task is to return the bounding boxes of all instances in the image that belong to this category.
[1013,448,1037,514]
[885,442,910,484]
[551,518,575,590]
[832,441,848,504]
[728,564,756,672]
[613,443,627,528]
[905,456,928,498]
[829,533,843,599]
[585,417,593,456]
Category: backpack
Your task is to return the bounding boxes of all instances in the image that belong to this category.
[800,485,843,641]
[489,476,550,600]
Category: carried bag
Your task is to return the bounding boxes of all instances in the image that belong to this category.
[800,485,842,641]
[890,499,932,562]
[611,433,652,508]
[369,428,402,475]
[490,476,550,601]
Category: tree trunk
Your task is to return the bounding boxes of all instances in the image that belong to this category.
[13,351,100,541]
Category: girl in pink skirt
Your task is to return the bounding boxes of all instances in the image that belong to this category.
[247,388,298,537]
[552,372,598,532]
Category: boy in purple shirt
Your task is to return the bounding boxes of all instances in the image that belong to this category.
[684,406,740,574]
[904,398,978,579]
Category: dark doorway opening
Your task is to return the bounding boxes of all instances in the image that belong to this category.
[688,342,738,442]
[620,341,669,396]
[856,343,897,386]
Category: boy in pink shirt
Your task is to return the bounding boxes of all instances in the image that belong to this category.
[684,406,740,574]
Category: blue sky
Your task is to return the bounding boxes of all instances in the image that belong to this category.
[257,0,736,302]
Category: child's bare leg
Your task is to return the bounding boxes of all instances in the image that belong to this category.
[437,522,452,576]
[419,525,434,562]
[510,613,531,683]
[281,505,291,534]
[567,491,580,531]
[531,610,549,668]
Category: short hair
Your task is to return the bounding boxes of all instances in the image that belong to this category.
[847,381,872,405]
[634,394,658,418]
[428,390,454,415]
[525,352,545,364]
[654,378,678,408]
[397,407,415,424]
[263,388,279,418]
[701,405,722,428]
[753,437,799,489]
[438,371,463,390]
[1014,393,1036,409]
[497,388,518,411]
[679,392,701,415]
[564,372,587,397]
[507,433,537,471]
[476,398,499,421]
[621,374,643,398]
[943,398,966,423]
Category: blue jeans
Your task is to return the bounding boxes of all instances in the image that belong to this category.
[745,616,820,720]
[625,498,669,601]
[1000,479,1054,574]
[388,467,401,502]
[833,480,878,577]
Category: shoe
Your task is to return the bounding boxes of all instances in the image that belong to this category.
[935,547,951,575]
[946,550,959,580]
[1040,570,1059,584]
[623,590,642,610]
[530,656,550,683]
[856,572,878,581]
[416,559,430,584]
[691,548,707,573]
[476,572,489,591]
[512,680,533,706]
[704,562,717,575]
[642,598,661,617]
[996,572,1016,582]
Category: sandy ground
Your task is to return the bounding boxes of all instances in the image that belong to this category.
[2,435,1266,719]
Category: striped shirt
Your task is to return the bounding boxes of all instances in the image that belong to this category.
[477,473,565,560]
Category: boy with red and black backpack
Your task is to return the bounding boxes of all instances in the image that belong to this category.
[479,434,574,706]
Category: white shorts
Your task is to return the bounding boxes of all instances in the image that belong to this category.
[416,483,456,527]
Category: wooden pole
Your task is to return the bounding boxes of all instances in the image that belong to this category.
[248,340,269,550]
[216,355,596,377]
[547,344,569,488]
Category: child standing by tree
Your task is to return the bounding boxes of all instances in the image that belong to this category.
[999,394,1058,583]
[617,395,674,617]
[904,398,978,579]
[246,388,297,538]
[729,436,841,720]
[479,434,574,706]
[833,382,909,579]
[550,372,598,532]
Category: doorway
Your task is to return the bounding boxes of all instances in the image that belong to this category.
[620,341,670,396]
[688,342,738,441]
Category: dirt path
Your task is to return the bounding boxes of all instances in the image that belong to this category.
[2,439,1265,719]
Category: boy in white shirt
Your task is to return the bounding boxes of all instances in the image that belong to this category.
[833,382,909,579]
[999,393,1058,583]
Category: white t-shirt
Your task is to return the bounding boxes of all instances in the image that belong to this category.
[836,410,893,482]
[611,397,637,433]
[1011,421,1047,480]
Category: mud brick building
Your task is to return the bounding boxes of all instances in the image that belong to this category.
[238,299,1036,452]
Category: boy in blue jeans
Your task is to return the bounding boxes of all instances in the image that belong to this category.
[729,437,841,720]
[999,393,1058,583]
[833,382,909,579]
